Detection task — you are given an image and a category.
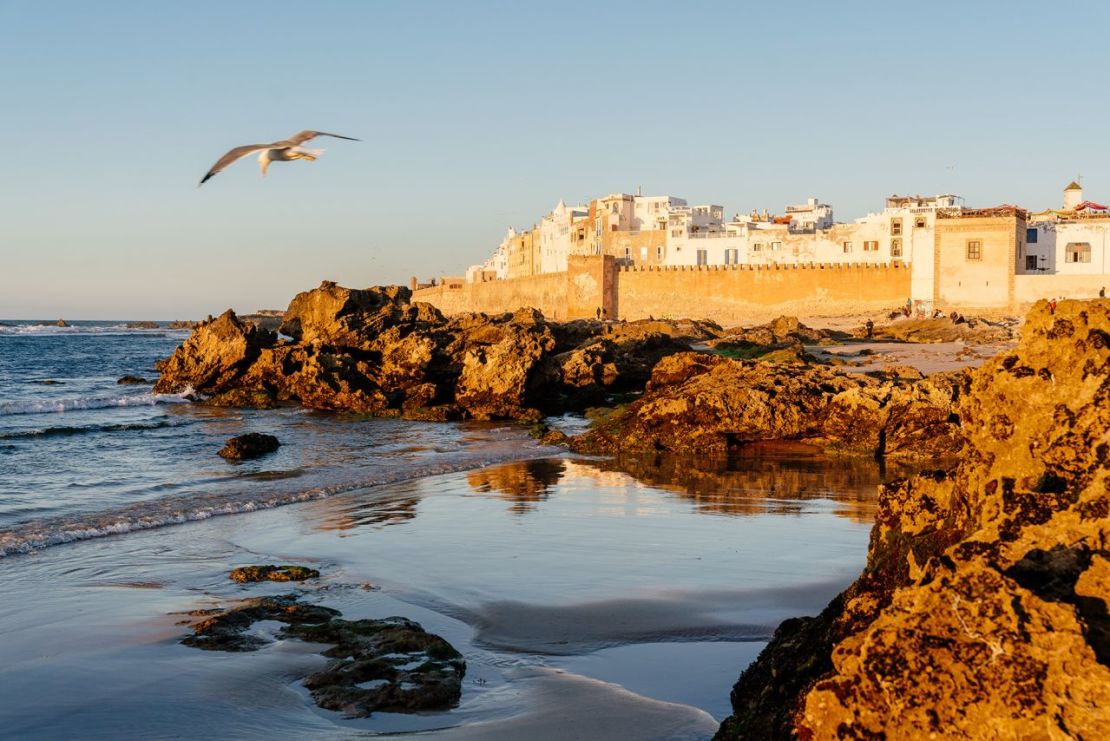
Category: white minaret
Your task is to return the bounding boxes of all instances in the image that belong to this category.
[1064,180,1083,210]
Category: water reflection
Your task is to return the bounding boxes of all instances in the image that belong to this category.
[464,449,923,523]
[574,450,902,523]
[467,459,566,514]
[311,483,422,532]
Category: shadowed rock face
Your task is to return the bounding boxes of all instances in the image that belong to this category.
[217,432,280,461]
[715,299,1110,740]
[571,352,967,460]
[154,281,713,421]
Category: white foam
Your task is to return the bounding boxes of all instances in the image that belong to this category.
[0,390,193,417]
[0,445,563,558]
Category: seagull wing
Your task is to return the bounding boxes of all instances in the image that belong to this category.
[283,130,361,145]
[199,144,272,186]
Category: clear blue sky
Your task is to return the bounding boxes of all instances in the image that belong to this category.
[2,0,1107,319]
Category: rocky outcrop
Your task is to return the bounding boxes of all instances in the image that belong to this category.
[716,299,1110,739]
[229,565,319,583]
[154,310,276,394]
[154,281,709,421]
[217,432,281,461]
[571,352,967,460]
[860,315,1016,344]
[182,594,465,717]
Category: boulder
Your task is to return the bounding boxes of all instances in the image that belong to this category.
[217,432,281,461]
[116,375,150,385]
[154,310,276,394]
[715,299,1110,739]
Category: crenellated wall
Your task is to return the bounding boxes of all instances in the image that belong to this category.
[616,262,910,324]
[413,256,911,327]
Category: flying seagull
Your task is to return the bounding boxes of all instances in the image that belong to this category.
[198,130,360,186]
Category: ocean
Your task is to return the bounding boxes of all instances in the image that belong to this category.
[0,324,901,738]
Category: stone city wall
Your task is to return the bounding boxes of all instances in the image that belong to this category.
[616,262,910,325]
[413,256,911,327]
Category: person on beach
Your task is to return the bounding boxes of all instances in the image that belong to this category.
[1100,287,1105,298]
[865,319,874,339]
[1048,298,1057,315]
[595,307,601,320]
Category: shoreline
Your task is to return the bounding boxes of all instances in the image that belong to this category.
[0,454,880,738]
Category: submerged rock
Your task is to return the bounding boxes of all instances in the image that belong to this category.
[181,594,465,716]
[183,594,339,652]
[229,564,319,583]
[715,299,1110,739]
[217,432,281,461]
[116,375,150,385]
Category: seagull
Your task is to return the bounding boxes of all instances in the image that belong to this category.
[198,130,360,186]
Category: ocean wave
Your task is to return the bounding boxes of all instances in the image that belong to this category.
[0,324,190,336]
[0,391,193,417]
[0,419,186,440]
[0,445,559,558]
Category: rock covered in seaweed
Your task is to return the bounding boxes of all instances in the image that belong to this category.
[715,299,1110,739]
[181,594,465,716]
[229,564,319,583]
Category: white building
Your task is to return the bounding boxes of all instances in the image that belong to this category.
[538,200,587,274]
[1023,182,1110,275]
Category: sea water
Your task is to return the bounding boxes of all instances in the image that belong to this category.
[0,324,907,738]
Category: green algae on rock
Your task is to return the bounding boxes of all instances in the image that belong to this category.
[181,594,466,717]
[229,564,320,583]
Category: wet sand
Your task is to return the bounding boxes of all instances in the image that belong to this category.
[0,454,895,739]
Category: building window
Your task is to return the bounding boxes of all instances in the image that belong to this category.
[771,241,782,251]
[752,242,763,252]
[863,240,879,251]
[966,240,982,261]
[914,216,927,229]
[725,248,739,264]
[656,246,663,259]
[890,218,903,236]
[624,247,631,258]
[1026,255,1039,271]
[1066,242,1092,263]
[696,249,708,266]
[1026,228,1038,244]
[842,241,852,253]
[891,238,903,257]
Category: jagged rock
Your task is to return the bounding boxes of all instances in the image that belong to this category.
[715,299,1110,739]
[711,315,837,347]
[126,321,159,329]
[153,310,276,394]
[217,432,281,461]
[229,565,319,583]
[454,309,555,420]
[571,352,966,460]
[181,594,465,716]
[151,284,729,421]
[859,316,1015,344]
[280,281,440,347]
